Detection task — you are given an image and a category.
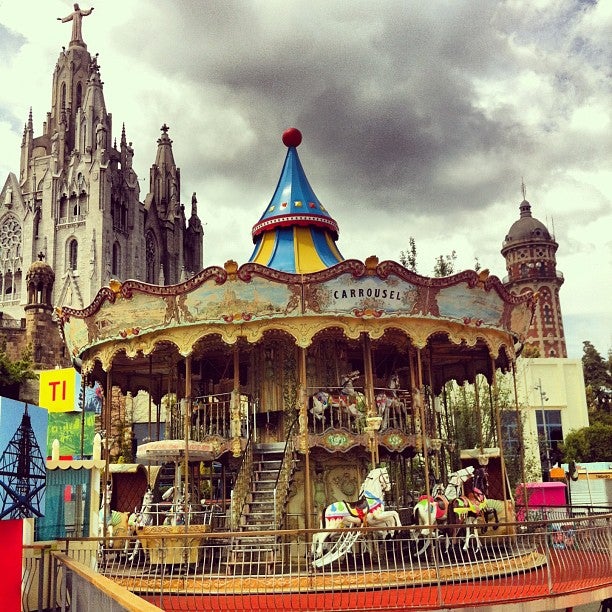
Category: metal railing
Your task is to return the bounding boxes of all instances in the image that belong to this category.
[167,392,252,442]
[273,417,299,530]
[229,430,254,531]
[26,510,612,611]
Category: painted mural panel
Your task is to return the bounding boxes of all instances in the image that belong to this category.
[184,276,297,323]
[63,275,297,355]
[436,283,505,326]
[0,398,48,519]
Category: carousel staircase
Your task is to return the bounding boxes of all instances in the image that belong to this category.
[227,442,297,575]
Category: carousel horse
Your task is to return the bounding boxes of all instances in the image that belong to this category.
[125,488,155,561]
[375,372,406,429]
[449,467,497,551]
[98,482,130,549]
[310,371,367,424]
[163,487,190,526]
[311,466,401,558]
[311,391,331,422]
[412,467,475,555]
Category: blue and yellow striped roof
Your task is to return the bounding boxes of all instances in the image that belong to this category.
[249,128,344,273]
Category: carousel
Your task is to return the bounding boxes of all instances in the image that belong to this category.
[56,128,543,605]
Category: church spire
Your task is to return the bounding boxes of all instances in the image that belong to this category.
[149,124,180,219]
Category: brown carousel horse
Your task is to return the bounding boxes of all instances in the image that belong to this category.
[449,467,498,551]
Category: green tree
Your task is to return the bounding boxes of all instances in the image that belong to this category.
[581,341,612,412]
[0,340,36,394]
[433,250,457,277]
[399,236,418,272]
[564,422,612,462]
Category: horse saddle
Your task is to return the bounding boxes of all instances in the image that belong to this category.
[345,496,369,520]
[417,494,447,520]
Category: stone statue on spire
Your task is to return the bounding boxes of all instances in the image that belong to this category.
[57,4,94,46]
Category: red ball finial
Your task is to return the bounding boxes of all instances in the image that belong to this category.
[282,127,302,148]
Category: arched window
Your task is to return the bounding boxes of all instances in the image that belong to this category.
[61,82,66,109]
[146,231,157,284]
[68,239,78,271]
[76,82,82,110]
[543,304,553,326]
[112,242,121,277]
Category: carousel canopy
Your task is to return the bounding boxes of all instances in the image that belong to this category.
[249,128,344,273]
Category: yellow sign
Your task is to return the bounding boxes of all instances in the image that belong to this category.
[39,368,79,412]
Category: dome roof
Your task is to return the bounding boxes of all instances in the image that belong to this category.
[26,258,55,283]
[249,128,344,273]
[504,199,552,244]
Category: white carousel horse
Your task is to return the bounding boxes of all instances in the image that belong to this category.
[98,482,130,549]
[412,467,474,555]
[311,391,331,422]
[125,488,155,561]
[163,487,191,526]
[311,466,401,558]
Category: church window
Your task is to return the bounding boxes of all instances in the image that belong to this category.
[0,215,22,262]
[34,210,41,238]
[543,304,553,325]
[112,242,121,277]
[146,231,157,284]
[61,83,66,109]
[68,239,78,271]
[59,195,68,220]
[76,83,82,110]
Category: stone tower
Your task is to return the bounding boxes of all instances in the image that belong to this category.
[0,7,203,324]
[24,255,69,369]
[501,185,567,358]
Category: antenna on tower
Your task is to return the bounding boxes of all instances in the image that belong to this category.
[551,215,556,240]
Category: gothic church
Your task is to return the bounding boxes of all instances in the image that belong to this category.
[0,7,203,352]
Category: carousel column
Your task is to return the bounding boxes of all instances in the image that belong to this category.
[298,346,313,531]
[230,344,242,457]
[415,348,432,500]
[511,360,529,514]
[491,357,510,512]
[183,355,192,528]
[426,348,443,479]
[361,333,380,467]
[102,365,113,540]
[473,370,486,463]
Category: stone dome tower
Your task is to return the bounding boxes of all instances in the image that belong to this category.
[501,185,567,358]
[24,255,68,368]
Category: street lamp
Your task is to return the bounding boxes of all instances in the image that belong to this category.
[534,378,550,479]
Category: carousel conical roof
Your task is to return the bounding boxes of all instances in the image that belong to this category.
[249,128,344,273]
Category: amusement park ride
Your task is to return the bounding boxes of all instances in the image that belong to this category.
[52,127,612,611]
[8,8,609,609]
[16,119,604,608]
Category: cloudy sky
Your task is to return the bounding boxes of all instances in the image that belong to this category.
[0,1,610,359]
